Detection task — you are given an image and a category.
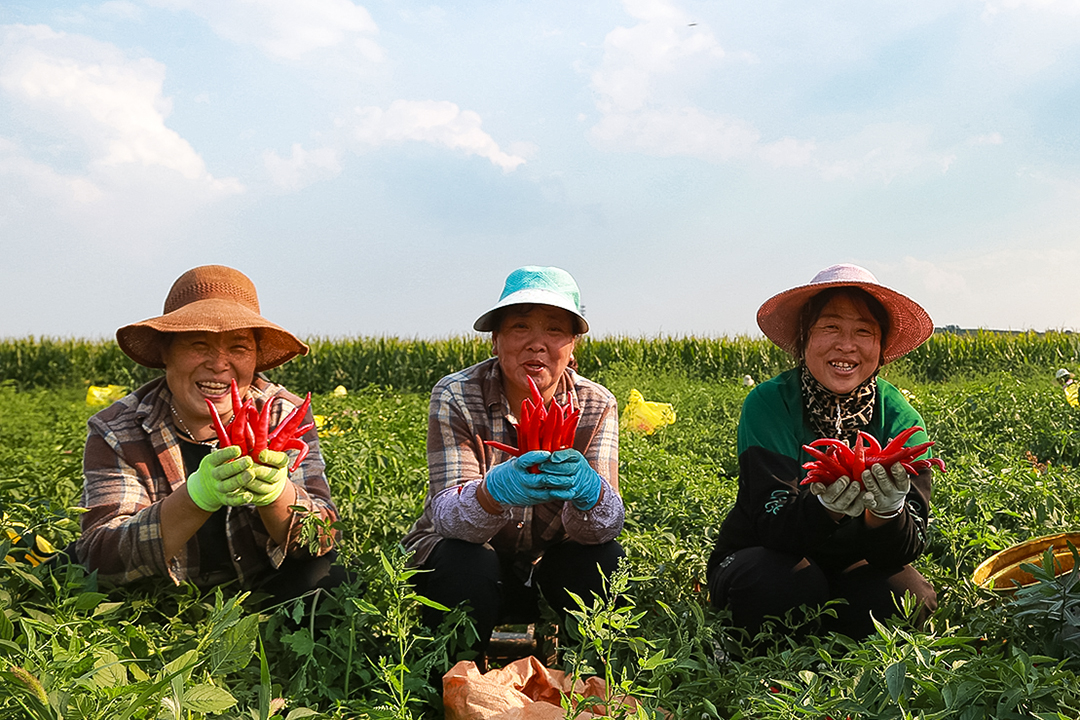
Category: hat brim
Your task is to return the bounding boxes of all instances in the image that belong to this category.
[473,288,589,334]
[116,298,309,372]
[757,279,933,364]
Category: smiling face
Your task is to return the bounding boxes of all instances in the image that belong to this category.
[803,293,883,395]
[492,304,577,409]
[161,329,257,436]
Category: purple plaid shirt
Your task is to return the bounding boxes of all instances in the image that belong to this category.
[401,357,623,567]
[77,377,337,587]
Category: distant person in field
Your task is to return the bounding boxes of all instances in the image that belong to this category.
[1056,368,1078,408]
[708,264,940,642]
[77,265,340,601]
[402,266,624,659]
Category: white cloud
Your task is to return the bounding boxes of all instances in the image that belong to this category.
[982,0,1080,17]
[881,244,1080,331]
[0,23,241,246]
[591,0,725,114]
[350,99,526,171]
[0,24,240,191]
[816,124,956,183]
[263,143,340,191]
[969,132,1005,146]
[591,106,759,161]
[588,4,963,184]
[147,0,384,62]
[759,137,818,168]
[99,2,144,20]
[0,136,104,204]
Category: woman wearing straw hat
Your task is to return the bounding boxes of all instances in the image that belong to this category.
[707,264,939,641]
[76,265,339,599]
[402,266,624,658]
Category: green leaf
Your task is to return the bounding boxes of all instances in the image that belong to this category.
[350,598,381,615]
[282,629,316,657]
[0,610,13,641]
[411,594,450,611]
[209,613,258,676]
[885,660,906,701]
[92,601,126,617]
[284,709,322,719]
[184,683,238,713]
[90,649,127,689]
[73,591,109,612]
[162,648,199,683]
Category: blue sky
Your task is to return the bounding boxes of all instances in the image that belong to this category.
[3,0,1080,340]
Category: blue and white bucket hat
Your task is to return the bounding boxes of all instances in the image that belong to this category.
[473,266,589,334]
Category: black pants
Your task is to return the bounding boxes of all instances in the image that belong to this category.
[415,538,625,654]
[253,549,349,606]
[707,546,937,640]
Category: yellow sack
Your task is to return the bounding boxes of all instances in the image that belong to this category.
[620,389,675,435]
[86,385,128,407]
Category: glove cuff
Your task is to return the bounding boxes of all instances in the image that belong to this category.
[869,499,905,520]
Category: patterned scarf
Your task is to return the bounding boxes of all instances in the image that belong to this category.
[800,364,878,445]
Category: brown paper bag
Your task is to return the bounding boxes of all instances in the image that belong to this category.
[443,656,644,720]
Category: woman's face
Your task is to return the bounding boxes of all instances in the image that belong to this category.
[804,294,882,395]
[161,329,257,426]
[492,304,577,405]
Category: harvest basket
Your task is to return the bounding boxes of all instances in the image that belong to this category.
[972,532,1080,593]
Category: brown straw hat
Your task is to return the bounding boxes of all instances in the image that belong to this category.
[116,265,309,372]
[756,263,933,364]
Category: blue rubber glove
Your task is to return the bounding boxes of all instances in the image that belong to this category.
[538,449,603,511]
[484,450,574,507]
[186,446,256,511]
[246,449,291,506]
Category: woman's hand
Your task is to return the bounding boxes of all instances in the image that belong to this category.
[810,476,874,518]
[186,445,255,511]
[483,450,570,507]
[862,462,909,518]
[539,449,602,511]
[246,449,291,506]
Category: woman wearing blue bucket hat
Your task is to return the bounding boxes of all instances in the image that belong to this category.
[402,266,624,660]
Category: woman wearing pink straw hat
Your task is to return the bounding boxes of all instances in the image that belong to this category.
[402,266,624,661]
[707,264,940,642]
[76,265,341,601]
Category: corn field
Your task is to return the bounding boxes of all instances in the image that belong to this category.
[3,330,1079,392]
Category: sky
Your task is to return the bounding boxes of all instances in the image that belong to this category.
[3,0,1080,341]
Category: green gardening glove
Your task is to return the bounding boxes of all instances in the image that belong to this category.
[246,449,290,506]
[186,446,256,511]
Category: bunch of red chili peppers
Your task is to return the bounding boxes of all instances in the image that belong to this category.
[485,376,581,470]
[800,425,946,487]
[205,379,313,472]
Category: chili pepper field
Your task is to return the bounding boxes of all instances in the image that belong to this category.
[6,334,1080,718]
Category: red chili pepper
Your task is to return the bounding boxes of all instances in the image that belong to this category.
[800,425,945,487]
[206,398,232,447]
[268,393,311,451]
[483,376,581,463]
[251,396,273,457]
[203,379,313,471]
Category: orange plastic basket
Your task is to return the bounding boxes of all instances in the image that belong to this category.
[972,532,1080,593]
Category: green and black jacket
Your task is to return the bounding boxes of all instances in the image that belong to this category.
[709,368,934,575]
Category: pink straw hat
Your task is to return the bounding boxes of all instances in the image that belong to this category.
[756,263,933,364]
[116,265,309,372]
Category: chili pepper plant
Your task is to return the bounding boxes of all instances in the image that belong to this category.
[5,348,1080,718]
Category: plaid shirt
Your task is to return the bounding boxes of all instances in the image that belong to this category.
[401,357,623,567]
[77,377,337,588]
